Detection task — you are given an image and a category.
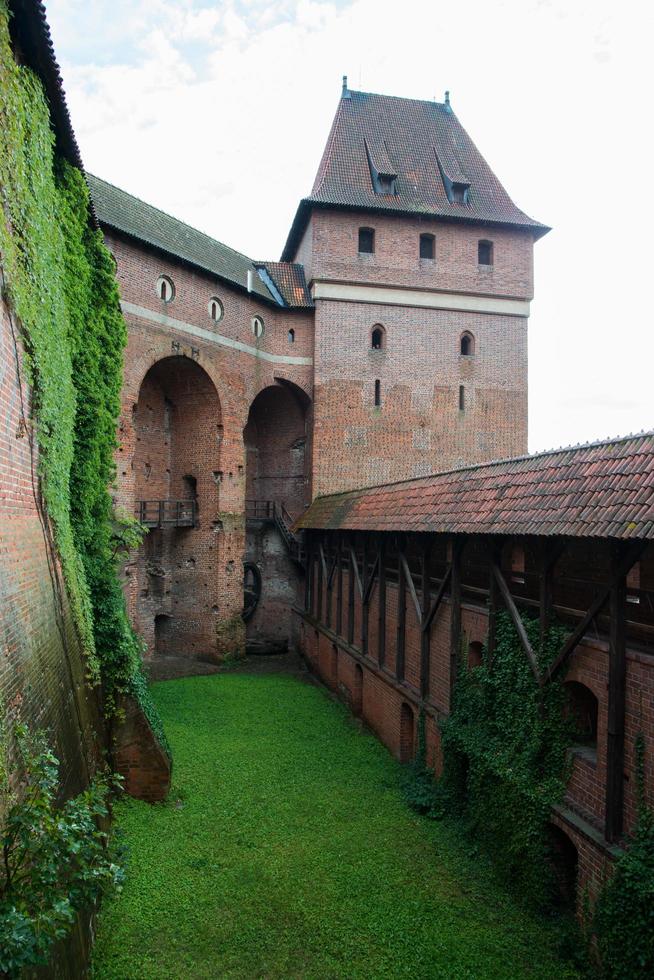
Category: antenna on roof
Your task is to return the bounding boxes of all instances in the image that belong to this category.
[444,90,452,113]
[342,75,351,99]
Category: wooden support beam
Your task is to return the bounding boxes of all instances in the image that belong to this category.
[539,539,567,648]
[336,534,343,637]
[361,536,369,656]
[487,540,503,667]
[325,542,337,630]
[449,538,463,694]
[363,554,380,606]
[396,551,406,681]
[378,536,386,667]
[491,560,541,684]
[347,536,355,645]
[422,567,452,634]
[546,540,646,681]
[606,544,628,843]
[420,539,431,699]
[349,544,363,598]
[399,552,422,622]
[316,536,324,622]
[304,533,312,612]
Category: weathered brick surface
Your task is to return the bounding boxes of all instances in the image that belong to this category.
[0,297,103,798]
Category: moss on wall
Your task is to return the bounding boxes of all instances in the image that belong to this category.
[0,1,169,757]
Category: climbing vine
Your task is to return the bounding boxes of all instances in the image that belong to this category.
[593,733,654,978]
[402,611,575,908]
[0,2,168,754]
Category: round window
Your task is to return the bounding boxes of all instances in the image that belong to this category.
[156,275,175,303]
[208,297,224,322]
[251,316,264,338]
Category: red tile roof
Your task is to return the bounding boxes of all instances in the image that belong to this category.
[296,433,654,540]
[257,262,313,309]
[282,89,548,260]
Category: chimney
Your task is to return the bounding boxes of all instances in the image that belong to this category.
[444,90,452,113]
[247,270,254,293]
[342,75,351,99]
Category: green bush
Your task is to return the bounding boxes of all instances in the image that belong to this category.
[0,725,124,977]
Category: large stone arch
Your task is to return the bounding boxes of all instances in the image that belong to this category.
[242,380,311,654]
[128,355,242,661]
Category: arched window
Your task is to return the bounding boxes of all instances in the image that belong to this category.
[565,681,598,758]
[478,240,493,266]
[156,275,175,302]
[208,297,223,322]
[374,379,381,407]
[358,227,375,254]
[251,316,264,338]
[288,328,295,343]
[371,325,384,350]
[419,233,435,259]
[460,332,475,356]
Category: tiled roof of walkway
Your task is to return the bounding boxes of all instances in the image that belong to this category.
[296,432,654,540]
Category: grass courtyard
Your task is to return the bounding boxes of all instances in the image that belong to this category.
[92,669,581,979]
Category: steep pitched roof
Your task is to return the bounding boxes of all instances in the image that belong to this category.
[282,88,549,260]
[296,432,654,541]
[87,173,277,302]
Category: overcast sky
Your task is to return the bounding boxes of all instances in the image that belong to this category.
[46,0,653,454]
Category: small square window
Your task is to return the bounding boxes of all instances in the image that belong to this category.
[358,227,375,254]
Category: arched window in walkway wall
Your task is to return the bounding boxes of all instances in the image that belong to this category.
[564,681,598,762]
[243,380,311,522]
[400,702,415,763]
[547,824,578,909]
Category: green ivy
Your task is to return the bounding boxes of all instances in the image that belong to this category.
[403,612,575,909]
[0,2,169,756]
[593,734,654,978]
[0,724,124,976]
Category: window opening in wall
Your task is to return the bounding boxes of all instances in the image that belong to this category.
[565,681,598,760]
[400,702,415,763]
[156,275,175,302]
[371,326,384,350]
[510,543,525,584]
[459,385,465,411]
[419,233,435,259]
[358,226,375,254]
[478,240,493,266]
[627,560,641,604]
[288,328,295,343]
[251,316,265,338]
[374,379,381,407]
[208,297,223,322]
[460,332,474,356]
[547,824,578,909]
[468,641,483,669]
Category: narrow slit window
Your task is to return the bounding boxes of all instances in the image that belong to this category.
[419,233,435,259]
[478,240,493,266]
[459,385,465,411]
[288,328,295,343]
[358,227,375,254]
[156,275,175,302]
[374,379,381,407]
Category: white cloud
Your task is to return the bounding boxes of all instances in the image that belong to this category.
[46,0,654,452]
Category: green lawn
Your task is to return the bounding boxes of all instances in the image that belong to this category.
[92,672,580,979]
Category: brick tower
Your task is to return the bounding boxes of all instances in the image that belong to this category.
[282,82,548,496]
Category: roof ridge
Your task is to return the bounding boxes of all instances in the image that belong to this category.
[86,172,257,267]
[348,88,449,110]
[309,429,654,503]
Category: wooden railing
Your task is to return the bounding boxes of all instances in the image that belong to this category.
[136,499,196,528]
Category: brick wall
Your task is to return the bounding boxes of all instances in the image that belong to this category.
[0,295,102,800]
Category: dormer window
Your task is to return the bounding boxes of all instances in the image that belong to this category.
[478,240,494,266]
[435,150,471,206]
[358,227,375,254]
[365,139,397,196]
[419,234,435,260]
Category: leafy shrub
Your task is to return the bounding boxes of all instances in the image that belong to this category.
[0,725,124,977]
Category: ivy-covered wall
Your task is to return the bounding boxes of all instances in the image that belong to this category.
[0,0,169,776]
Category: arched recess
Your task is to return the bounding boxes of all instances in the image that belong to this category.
[400,702,415,763]
[468,641,483,669]
[547,824,578,908]
[353,663,363,716]
[132,356,223,660]
[564,681,599,759]
[243,379,311,520]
